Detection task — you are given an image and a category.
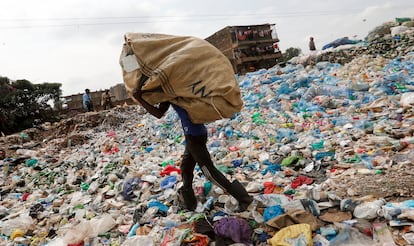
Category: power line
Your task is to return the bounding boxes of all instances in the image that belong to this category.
[0,11,362,29]
[0,5,412,30]
[1,4,412,22]
[0,9,363,21]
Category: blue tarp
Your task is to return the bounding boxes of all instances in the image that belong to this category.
[322,37,359,50]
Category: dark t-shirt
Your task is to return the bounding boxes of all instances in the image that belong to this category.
[309,40,316,51]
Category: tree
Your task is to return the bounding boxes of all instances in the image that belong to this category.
[283,47,302,62]
[0,76,63,135]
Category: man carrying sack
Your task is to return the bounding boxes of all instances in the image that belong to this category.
[119,33,252,212]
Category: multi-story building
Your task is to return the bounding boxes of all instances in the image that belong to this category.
[205,23,282,74]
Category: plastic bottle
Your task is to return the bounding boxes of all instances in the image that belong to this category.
[224,126,233,138]
[377,200,414,220]
[139,207,159,225]
[88,181,99,194]
[377,206,402,220]
[330,87,354,99]
[223,196,239,212]
[391,136,414,150]
[314,151,335,161]
[276,128,297,143]
[246,182,264,193]
[204,181,212,196]
[203,196,215,211]
[127,223,140,237]
[252,112,266,125]
[304,85,354,100]
[360,154,374,169]
[331,115,350,126]
[320,227,337,240]
[252,209,264,224]
[194,180,205,203]
[311,140,324,150]
[80,182,90,191]
[6,193,23,200]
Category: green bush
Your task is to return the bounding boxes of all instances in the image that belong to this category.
[0,76,63,135]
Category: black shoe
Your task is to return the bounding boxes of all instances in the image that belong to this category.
[228,180,253,212]
[178,187,197,211]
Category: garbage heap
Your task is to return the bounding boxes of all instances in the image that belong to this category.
[1,34,414,246]
[293,18,414,66]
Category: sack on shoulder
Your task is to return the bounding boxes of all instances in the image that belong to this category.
[119,33,243,123]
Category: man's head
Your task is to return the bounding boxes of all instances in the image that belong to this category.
[85,89,90,93]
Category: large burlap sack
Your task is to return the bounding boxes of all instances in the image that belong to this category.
[119,33,243,123]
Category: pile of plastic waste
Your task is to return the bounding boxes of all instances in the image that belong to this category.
[293,18,414,66]
[1,20,414,246]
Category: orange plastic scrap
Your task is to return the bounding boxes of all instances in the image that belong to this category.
[181,233,209,246]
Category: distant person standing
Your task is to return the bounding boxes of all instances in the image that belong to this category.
[83,89,94,112]
[309,37,316,51]
[101,89,113,110]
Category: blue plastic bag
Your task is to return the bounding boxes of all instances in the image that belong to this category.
[160,175,177,189]
[263,205,285,222]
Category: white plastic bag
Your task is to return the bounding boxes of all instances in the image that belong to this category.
[330,224,375,246]
[400,92,414,107]
[60,213,116,244]
[121,235,155,246]
[353,199,385,219]
[255,194,291,207]
[0,213,34,236]
[391,26,409,36]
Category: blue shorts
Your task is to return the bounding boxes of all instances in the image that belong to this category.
[172,104,207,136]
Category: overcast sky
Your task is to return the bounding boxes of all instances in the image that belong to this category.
[0,0,413,96]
